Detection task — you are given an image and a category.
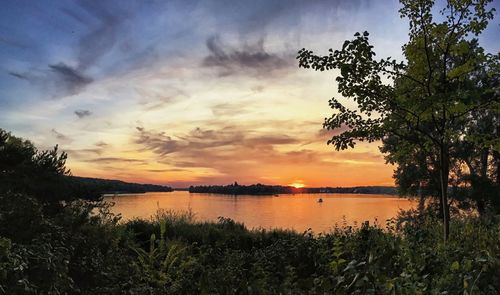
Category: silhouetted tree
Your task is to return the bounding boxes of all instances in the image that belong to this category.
[298,0,499,240]
[0,129,100,205]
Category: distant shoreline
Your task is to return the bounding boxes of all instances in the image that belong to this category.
[188,184,398,196]
[70,176,173,195]
[103,189,400,197]
[72,176,399,196]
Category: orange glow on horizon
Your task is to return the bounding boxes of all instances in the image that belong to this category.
[289,182,306,188]
[66,138,396,188]
[70,157,396,188]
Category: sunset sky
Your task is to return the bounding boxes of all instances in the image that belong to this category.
[1,0,499,187]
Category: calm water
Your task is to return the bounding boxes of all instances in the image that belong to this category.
[104,191,416,233]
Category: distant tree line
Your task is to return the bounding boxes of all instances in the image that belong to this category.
[69,176,173,194]
[307,186,397,195]
[189,183,299,195]
[188,183,397,195]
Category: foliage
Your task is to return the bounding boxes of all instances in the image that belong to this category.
[0,129,101,204]
[297,0,500,239]
[0,192,130,294]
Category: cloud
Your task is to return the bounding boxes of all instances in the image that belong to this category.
[8,63,93,98]
[130,121,391,186]
[64,141,109,159]
[202,35,291,76]
[136,86,189,111]
[8,71,29,80]
[84,157,147,164]
[49,63,93,95]
[0,36,30,49]
[7,2,120,97]
[200,0,369,35]
[63,1,127,71]
[146,168,187,173]
[51,129,72,143]
[95,141,108,147]
[211,101,253,117]
[8,1,128,98]
[135,127,182,155]
[316,125,351,140]
[48,1,126,96]
[251,85,264,92]
[133,125,326,184]
[136,125,300,156]
[74,109,92,118]
[65,148,104,158]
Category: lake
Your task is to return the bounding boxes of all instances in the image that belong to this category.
[104,191,416,233]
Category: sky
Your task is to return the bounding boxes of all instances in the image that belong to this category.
[1,0,499,188]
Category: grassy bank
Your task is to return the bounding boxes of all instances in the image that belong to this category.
[1,193,499,294]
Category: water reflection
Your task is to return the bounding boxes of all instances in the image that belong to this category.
[104,191,416,233]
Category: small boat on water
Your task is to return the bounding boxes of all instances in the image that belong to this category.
[318,198,323,203]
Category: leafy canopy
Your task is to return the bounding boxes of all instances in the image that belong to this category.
[0,128,99,203]
[297,0,498,152]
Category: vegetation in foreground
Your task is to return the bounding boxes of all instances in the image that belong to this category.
[1,194,500,294]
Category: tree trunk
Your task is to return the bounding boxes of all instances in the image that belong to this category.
[475,148,489,215]
[495,118,500,185]
[418,182,425,214]
[480,148,489,177]
[439,145,450,241]
[495,150,500,185]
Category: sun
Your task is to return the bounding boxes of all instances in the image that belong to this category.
[289,182,305,188]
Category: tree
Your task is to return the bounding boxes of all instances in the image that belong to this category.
[0,129,100,205]
[297,0,499,240]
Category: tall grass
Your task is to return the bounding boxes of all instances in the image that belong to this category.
[153,207,196,225]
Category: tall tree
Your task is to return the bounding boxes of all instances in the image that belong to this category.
[0,129,100,205]
[297,0,499,240]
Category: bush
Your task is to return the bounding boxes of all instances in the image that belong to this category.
[1,193,499,294]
